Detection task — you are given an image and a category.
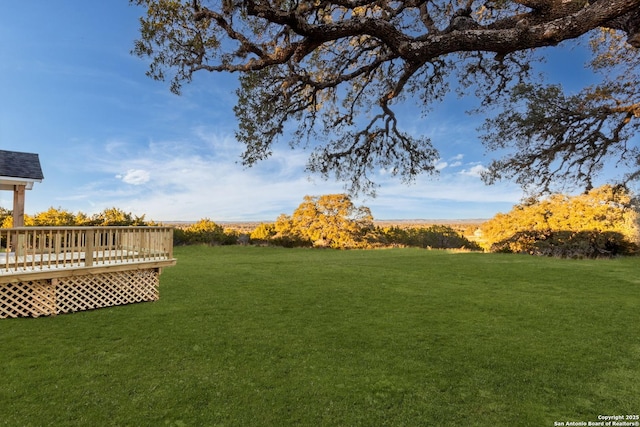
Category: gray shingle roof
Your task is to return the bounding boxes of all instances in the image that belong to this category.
[0,150,44,180]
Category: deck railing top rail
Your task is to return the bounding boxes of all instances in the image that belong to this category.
[0,226,175,280]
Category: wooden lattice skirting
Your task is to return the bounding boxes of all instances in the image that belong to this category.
[0,269,160,318]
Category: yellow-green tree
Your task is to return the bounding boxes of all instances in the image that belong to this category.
[2,207,74,227]
[250,223,276,242]
[32,207,76,226]
[287,194,373,248]
[74,211,93,226]
[0,207,11,227]
[0,206,150,228]
[90,207,146,226]
[1,214,35,228]
[1,216,12,228]
[266,214,308,247]
[481,185,639,256]
[273,214,294,236]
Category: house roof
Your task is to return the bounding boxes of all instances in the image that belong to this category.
[0,150,44,191]
[0,150,44,181]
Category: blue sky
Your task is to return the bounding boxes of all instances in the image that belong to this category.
[0,1,615,222]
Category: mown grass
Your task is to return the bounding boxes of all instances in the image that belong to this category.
[1,246,639,426]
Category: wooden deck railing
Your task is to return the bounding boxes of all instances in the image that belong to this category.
[0,226,174,276]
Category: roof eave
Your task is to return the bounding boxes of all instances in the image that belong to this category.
[0,176,42,191]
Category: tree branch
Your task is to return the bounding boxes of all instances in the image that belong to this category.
[133,0,640,195]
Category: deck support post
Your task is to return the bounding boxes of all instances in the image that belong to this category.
[12,185,25,227]
[11,185,26,256]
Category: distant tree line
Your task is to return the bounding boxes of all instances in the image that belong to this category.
[175,194,480,250]
[178,188,639,256]
[3,186,639,256]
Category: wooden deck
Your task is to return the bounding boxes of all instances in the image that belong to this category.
[0,226,176,318]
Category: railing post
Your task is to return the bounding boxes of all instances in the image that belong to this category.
[54,231,62,254]
[85,228,95,267]
[166,228,173,259]
[15,231,26,259]
[138,228,146,257]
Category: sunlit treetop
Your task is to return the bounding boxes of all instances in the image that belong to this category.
[132,0,640,195]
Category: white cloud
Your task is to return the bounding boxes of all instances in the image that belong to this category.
[432,155,464,171]
[434,160,448,170]
[57,129,342,220]
[118,169,151,185]
[28,128,522,221]
[459,164,488,177]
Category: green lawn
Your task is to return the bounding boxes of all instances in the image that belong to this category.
[1,246,639,426]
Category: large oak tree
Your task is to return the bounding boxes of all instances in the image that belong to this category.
[284,193,374,247]
[479,184,639,255]
[132,0,640,194]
